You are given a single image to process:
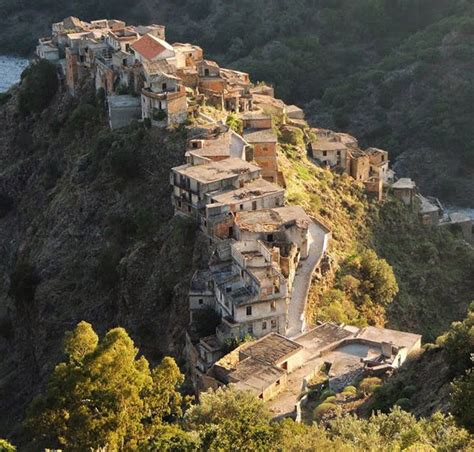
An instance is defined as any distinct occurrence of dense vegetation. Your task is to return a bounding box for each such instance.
[277,133,474,340]
[369,304,474,430]
[1,0,473,203]
[20,322,474,450]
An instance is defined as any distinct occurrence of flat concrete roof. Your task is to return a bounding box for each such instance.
[243,128,278,144]
[210,178,284,205]
[173,158,261,184]
[235,206,310,233]
[356,326,421,350]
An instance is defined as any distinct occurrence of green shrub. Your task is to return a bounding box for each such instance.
[0,439,15,451]
[401,385,417,399]
[394,398,412,411]
[280,126,305,148]
[358,377,382,395]
[70,103,101,131]
[18,60,58,116]
[320,389,336,401]
[314,402,338,420]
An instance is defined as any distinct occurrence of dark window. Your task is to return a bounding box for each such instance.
[262,321,267,330]
[187,206,191,213]
[204,68,210,76]
[226,287,232,293]
[252,201,257,210]
[192,141,199,149]
[240,204,244,210]
[162,82,167,91]
[337,150,341,156]
[246,306,252,316]
[228,226,234,237]
[323,151,327,157]
[271,319,277,329]
[267,234,274,242]
[198,299,203,305]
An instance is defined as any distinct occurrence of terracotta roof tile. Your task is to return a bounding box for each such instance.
[131,34,173,61]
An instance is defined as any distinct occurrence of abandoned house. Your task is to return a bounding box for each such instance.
[243,128,279,183]
[170,157,263,217]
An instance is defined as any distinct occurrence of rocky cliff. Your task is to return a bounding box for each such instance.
[0,86,207,436]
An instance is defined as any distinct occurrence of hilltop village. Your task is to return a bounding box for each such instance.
[35,16,472,419]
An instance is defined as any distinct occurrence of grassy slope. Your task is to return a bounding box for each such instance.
[278,139,474,340]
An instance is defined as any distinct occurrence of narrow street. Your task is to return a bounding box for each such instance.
[286,220,329,338]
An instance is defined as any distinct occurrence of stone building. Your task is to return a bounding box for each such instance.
[170,158,263,217]
[186,127,250,165]
[243,128,279,183]
[391,178,417,206]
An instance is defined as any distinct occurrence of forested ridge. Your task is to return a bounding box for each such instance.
[1,0,473,204]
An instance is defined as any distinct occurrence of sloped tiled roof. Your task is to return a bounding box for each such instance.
[131,34,173,60]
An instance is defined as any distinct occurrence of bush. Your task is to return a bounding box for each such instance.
[280,126,305,148]
[0,439,15,451]
[314,402,339,420]
[18,60,58,116]
[69,103,101,131]
[394,398,412,411]
[358,377,382,395]
[401,385,417,399]
[320,389,336,401]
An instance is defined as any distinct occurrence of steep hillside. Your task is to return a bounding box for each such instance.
[0,83,208,436]
[277,138,474,340]
[1,0,473,204]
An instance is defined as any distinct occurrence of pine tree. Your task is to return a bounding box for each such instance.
[26,321,184,451]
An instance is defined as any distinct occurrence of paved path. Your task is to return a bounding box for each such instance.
[286,221,329,338]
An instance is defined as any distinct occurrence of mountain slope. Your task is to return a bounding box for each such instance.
[0,85,206,437]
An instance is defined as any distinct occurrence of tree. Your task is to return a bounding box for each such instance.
[451,362,474,432]
[26,322,184,451]
[184,387,276,451]
[18,60,58,116]
[225,113,243,134]
[329,407,472,451]
[0,439,15,451]
[437,303,474,377]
